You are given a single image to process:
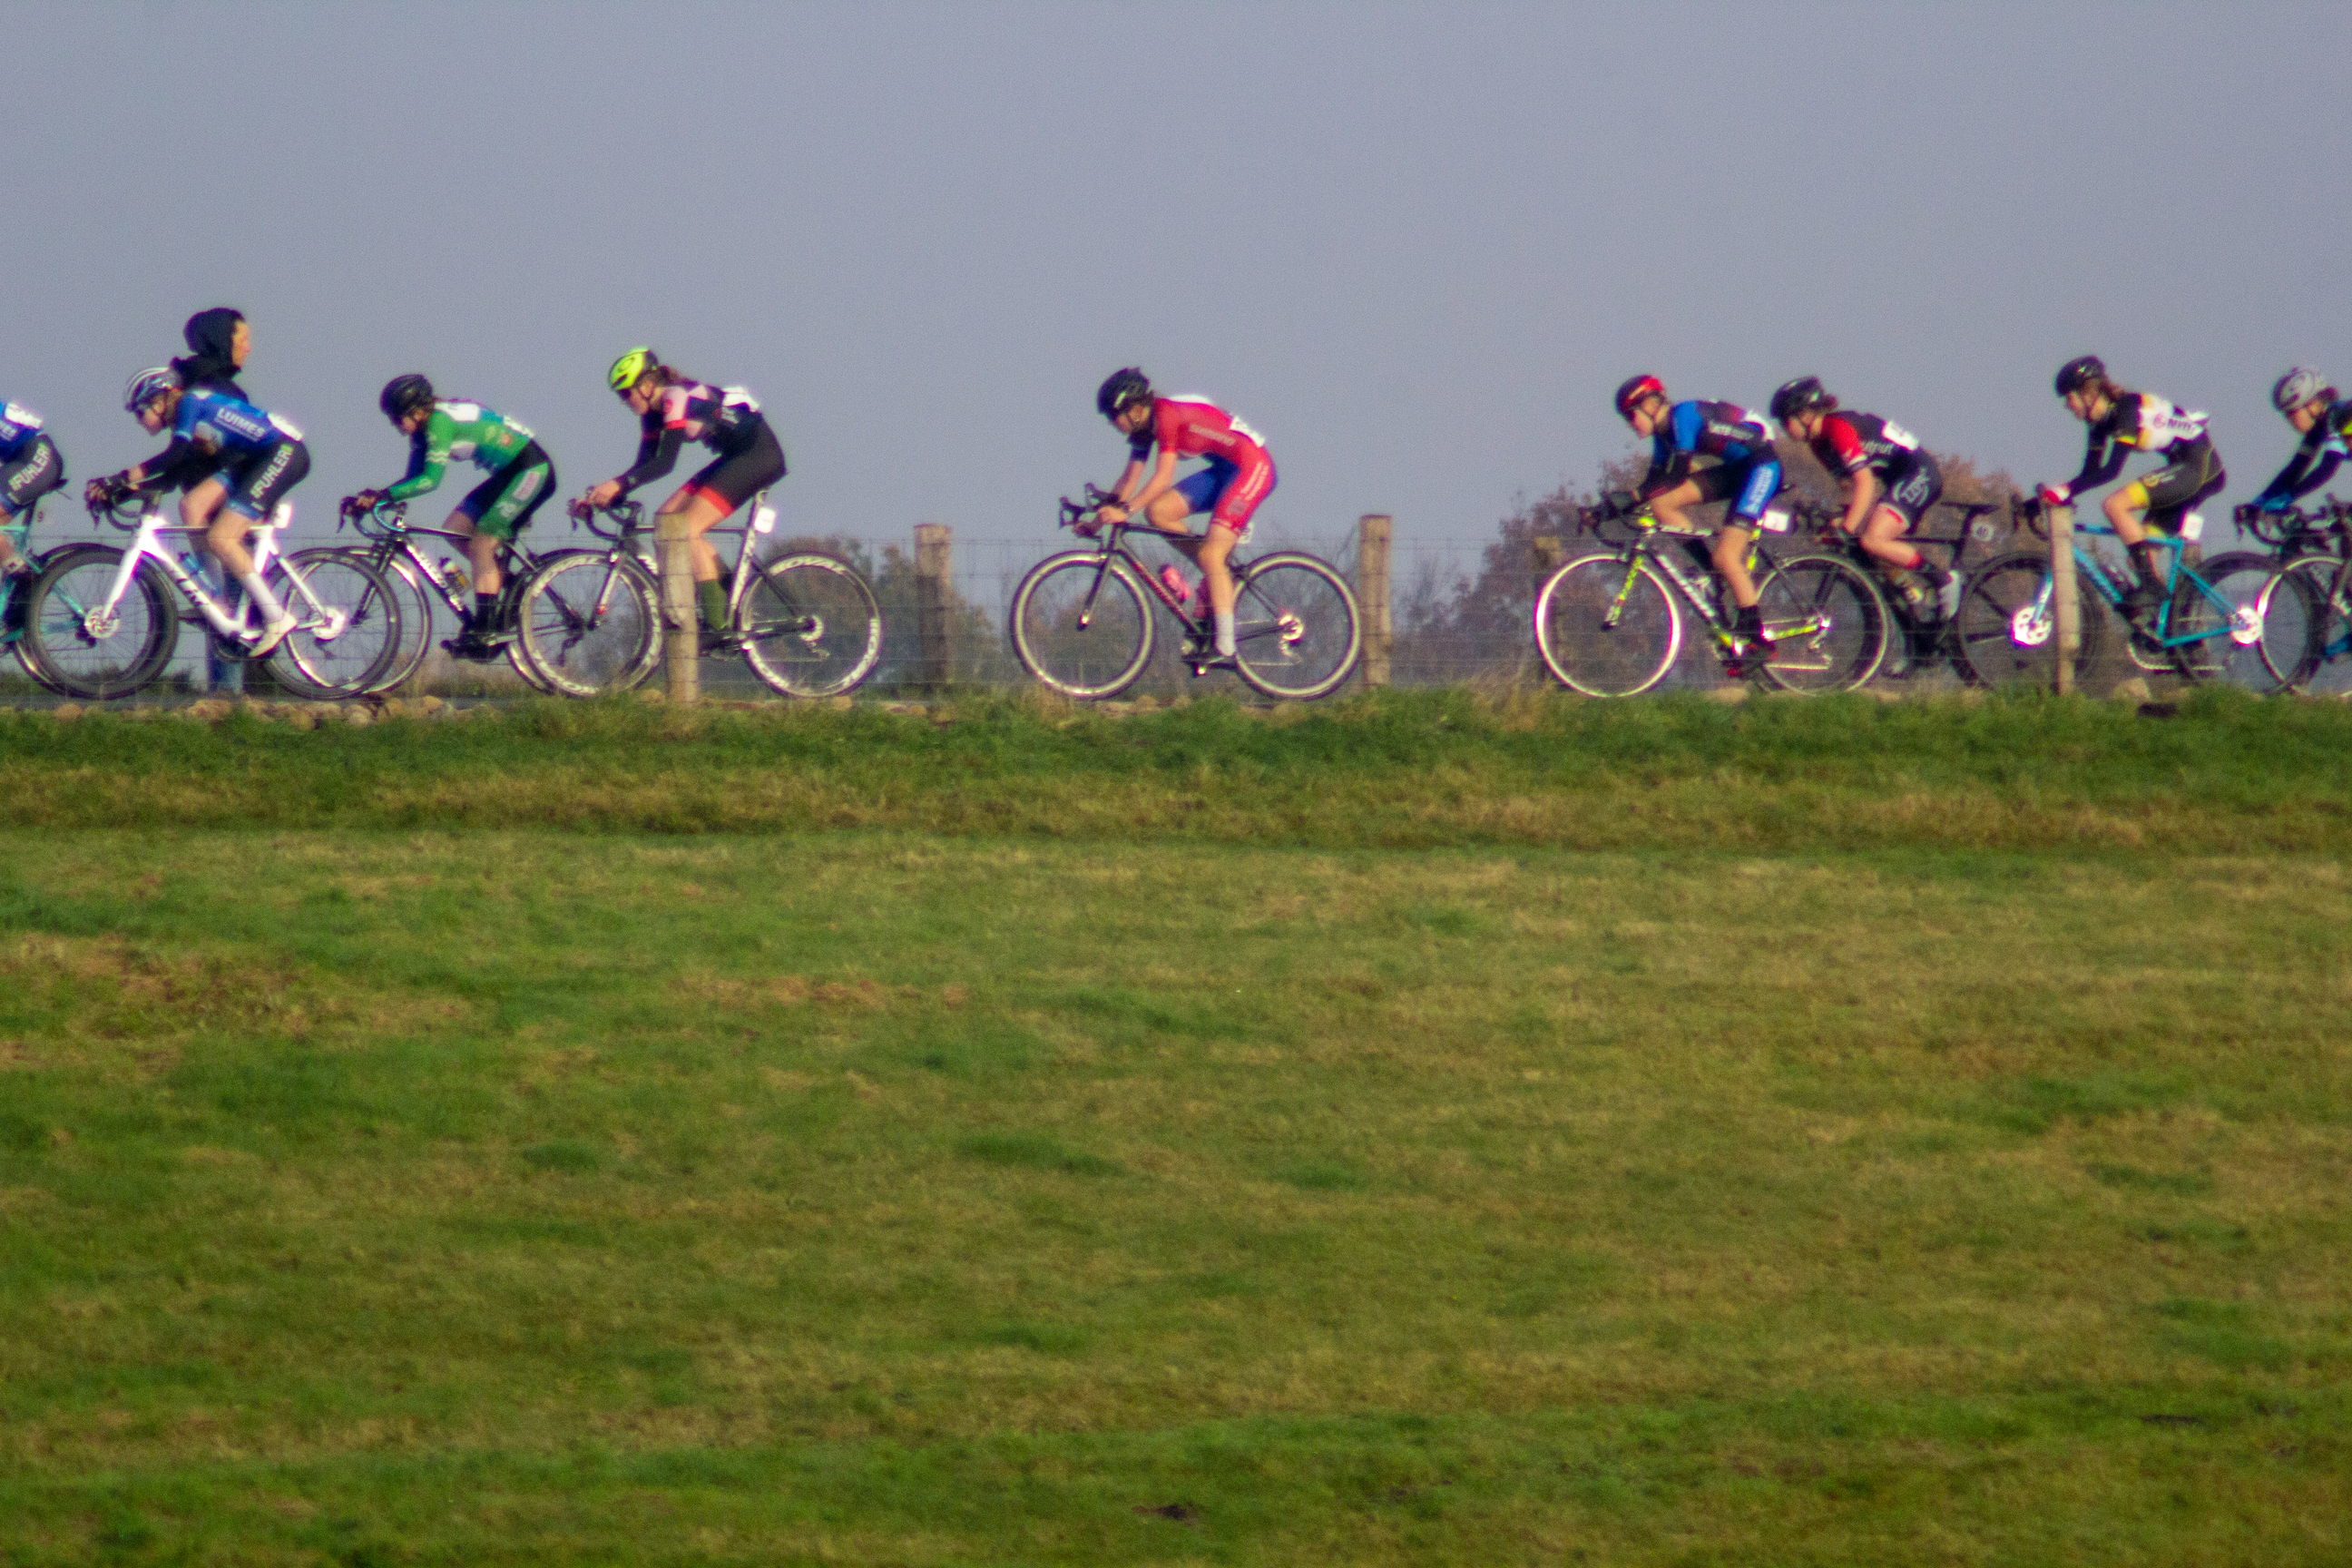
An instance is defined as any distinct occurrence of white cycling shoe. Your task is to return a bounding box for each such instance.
[247,611,300,658]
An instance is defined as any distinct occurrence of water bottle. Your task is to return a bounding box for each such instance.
[1158,564,1197,614]
[438,557,470,596]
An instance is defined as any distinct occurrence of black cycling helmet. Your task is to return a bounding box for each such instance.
[2054,355,2107,397]
[1769,375,1835,423]
[379,373,435,422]
[1097,367,1152,419]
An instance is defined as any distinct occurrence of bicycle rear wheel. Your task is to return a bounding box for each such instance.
[2166,552,2276,686]
[1009,551,1153,700]
[514,552,661,697]
[740,552,884,698]
[1755,554,1889,692]
[23,545,178,701]
[1230,553,1360,700]
[1954,551,2107,688]
[1534,552,1680,696]
[2257,555,2352,694]
[263,550,402,700]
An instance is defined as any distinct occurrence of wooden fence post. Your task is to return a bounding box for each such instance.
[1357,514,1392,688]
[2049,503,2078,695]
[656,510,700,705]
[915,523,953,691]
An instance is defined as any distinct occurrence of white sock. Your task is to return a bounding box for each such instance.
[238,572,289,623]
[1214,608,1235,657]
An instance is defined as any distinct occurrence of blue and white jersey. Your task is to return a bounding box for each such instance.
[0,401,46,461]
[173,387,302,456]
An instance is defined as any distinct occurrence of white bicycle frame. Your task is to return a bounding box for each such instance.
[83,497,349,649]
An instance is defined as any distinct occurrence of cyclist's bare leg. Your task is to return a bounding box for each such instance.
[2103,482,2150,547]
[440,508,502,597]
[657,487,734,583]
[1710,523,1760,611]
[1857,504,1920,571]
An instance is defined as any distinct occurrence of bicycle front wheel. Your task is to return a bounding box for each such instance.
[1008,551,1153,699]
[2167,552,2277,686]
[1230,552,1360,701]
[515,552,661,697]
[1955,551,2106,688]
[1534,552,1680,696]
[352,552,438,694]
[2257,555,2352,695]
[23,545,178,701]
[740,552,884,698]
[262,550,403,700]
[1756,554,1889,693]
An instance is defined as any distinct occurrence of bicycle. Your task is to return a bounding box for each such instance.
[1955,498,2274,688]
[0,504,74,694]
[1533,491,1887,695]
[1008,485,1361,701]
[333,498,575,694]
[2238,495,2352,693]
[1783,495,2008,684]
[532,498,882,699]
[24,494,402,701]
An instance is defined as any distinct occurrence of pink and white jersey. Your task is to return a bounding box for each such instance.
[647,379,762,453]
[1130,396,1270,463]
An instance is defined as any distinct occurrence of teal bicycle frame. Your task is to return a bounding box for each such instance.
[2021,514,2256,657]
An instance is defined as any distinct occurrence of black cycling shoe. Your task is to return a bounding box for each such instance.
[442,632,500,662]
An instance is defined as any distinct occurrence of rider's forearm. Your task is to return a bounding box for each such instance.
[122,436,197,490]
[1109,459,1147,505]
[1121,456,1178,511]
[615,427,684,493]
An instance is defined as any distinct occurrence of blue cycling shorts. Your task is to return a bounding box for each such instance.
[1172,457,1239,516]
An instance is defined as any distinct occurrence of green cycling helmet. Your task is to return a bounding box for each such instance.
[608,347,657,393]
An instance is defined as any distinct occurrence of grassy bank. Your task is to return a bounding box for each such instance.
[3,684,2350,851]
[2,833,2347,1562]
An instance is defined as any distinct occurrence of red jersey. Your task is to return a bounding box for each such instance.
[1807,410,1926,483]
[1129,396,1269,464]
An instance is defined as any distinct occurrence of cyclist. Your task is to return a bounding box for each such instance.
[2247,367,2352,519]
[1090,367,1276,664]
[1612,374,1782,666]
[0,397,66,586]
[573,348,785,646]
[2039,356,2225,616]
[1770,376,1958,621]
[348,375,556,658]
[84,368,309,656]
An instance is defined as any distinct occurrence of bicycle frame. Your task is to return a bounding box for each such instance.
[1052,494,1290,664]
[2018,513,2251,652]
[1581,511,1785,646]
[71,498,333,646]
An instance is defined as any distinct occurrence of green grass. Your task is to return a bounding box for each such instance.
[4,683,2352,849]
[1,825,2347,1563]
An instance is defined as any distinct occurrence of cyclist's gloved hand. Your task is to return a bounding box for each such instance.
[2036,483,2070,507]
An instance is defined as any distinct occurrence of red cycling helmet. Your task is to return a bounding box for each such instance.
[1614,374,1665,420]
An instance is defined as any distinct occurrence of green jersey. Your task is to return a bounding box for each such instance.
[386,401,536,502]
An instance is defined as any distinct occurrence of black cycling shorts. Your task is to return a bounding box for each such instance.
[2138,438,2226,534]
[680,419,786,514]
[1,435,65,517]
[221,439,309,522]
[1877,452,1944,530]
[459,442,556,541]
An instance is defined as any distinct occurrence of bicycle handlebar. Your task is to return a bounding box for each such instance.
[338,497,410,538]
[86,494,149,532]
[2234,495,2349,547]
[571,497,645,541]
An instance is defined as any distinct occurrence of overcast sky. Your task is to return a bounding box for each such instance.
[8,2,2347,556]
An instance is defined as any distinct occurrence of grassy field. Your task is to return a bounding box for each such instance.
[3,684,2352,850]
[2,694,2347,1563]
